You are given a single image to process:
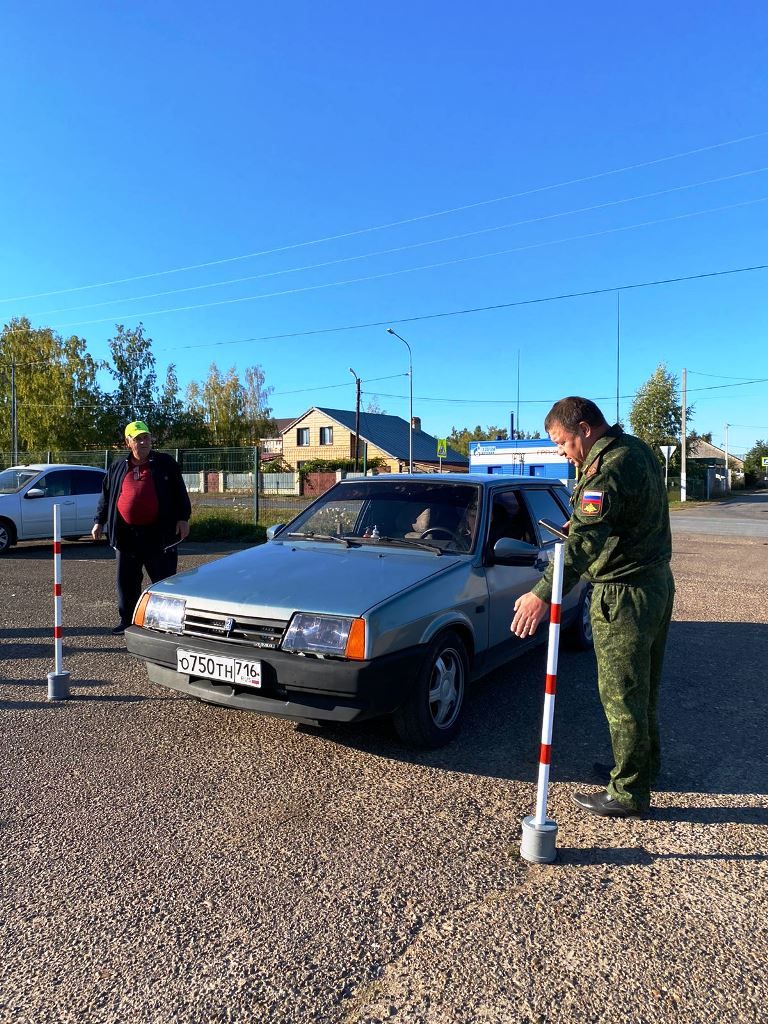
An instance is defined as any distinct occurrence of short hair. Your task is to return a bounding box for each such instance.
[544,397,608,433]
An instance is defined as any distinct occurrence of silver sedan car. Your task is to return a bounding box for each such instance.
[126,475,592,748]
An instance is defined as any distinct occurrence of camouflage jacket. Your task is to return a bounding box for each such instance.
[532,425,672,603]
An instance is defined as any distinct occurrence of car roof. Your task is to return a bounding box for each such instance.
[336,473,567,489]
[6,463,106,473]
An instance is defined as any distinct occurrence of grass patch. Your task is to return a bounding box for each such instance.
[668,499,711,510]
[188,503,294,543]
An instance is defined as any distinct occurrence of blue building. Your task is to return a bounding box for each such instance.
[469,438,574,480]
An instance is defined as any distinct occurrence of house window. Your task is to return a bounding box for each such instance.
[319,426,333,446]
[297,428,310,446]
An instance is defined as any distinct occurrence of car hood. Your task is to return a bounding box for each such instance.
[152,540,468,618]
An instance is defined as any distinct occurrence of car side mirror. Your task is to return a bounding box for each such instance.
[266,524,286,540]
[491,537,540,566]
[24,488,45,499]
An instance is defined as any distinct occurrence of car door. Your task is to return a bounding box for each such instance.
[20,469,78,538]
[483,487,545,670]
[71,470,105,533]
[519,486,580,616]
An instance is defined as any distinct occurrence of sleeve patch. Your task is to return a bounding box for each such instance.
[580,489,604,516]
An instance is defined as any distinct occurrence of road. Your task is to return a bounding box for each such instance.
[1,519,766,1023]
[671,490,768,538]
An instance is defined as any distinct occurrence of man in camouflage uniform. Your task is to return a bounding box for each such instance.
[511,396,674,817]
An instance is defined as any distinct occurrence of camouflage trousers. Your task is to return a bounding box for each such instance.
[590,568,675,810]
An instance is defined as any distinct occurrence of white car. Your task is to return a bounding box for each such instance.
[0,464,106,554]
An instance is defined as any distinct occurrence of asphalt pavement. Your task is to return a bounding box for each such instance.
[670,490,768,538]
[1,512,766,1023]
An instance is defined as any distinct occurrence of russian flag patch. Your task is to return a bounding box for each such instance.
[581,489,604,516]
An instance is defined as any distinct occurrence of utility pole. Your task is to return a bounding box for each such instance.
[349,368,361,472]
[680,368,687,502]
[616,292,621,423]
[516,349,520,440]
[11,358,18,465]
[724,423,730,492]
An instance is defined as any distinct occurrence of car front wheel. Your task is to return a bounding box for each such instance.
[393,629,468,748]
[564,586,593,650]
[0,519,15,555]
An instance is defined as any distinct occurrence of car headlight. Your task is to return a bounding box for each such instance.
[138,594,186,633]
[282,613,365,658]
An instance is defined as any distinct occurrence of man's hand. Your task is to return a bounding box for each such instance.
[511,592,549,638]
[91,523,103,541]
[176,520,190,541]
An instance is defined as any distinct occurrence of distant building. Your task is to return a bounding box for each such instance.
[261,418,296,457]
[688,438,745,489]
[469,438,572,480]
[280,407,468,473]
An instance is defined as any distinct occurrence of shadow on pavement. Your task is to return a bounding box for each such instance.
[2,541,117,560]
[2,541,247,561]
[321,620,768,799]
[2,694,149,709]
[559,845,768,866]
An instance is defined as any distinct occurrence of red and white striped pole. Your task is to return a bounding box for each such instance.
[520,541,565,863]
[47,504,70,701]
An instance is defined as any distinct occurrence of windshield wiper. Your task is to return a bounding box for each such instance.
[285,532,357,548]
[374,536,443,555]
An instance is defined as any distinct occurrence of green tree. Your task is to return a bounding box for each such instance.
[743,439,768,486]
[102,323,159,440]
[446,424,539,457]
[101,323,194,445]
[200,364,247,446]
[0,317,104,453]
[186,362,278,445]
[628,363,694,467]
[243,365,277,440]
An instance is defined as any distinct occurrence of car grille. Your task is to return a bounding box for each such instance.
[183,607,288,649]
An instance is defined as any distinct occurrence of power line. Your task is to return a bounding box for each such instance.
[8,375,766,414]
[147,259,768,353]
[687,369,758,379]
[31,165,768,318]
[6,260,768,366]
[371,376,768,407]
[49,195,768,329]
[4,129,767,304]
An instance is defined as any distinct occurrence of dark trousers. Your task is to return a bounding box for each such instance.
[590,568,675,810]
[115,527,178,626]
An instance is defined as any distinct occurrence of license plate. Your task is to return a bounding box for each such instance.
[177,649,262,688]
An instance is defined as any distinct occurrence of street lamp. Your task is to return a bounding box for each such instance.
[386,328,413,474]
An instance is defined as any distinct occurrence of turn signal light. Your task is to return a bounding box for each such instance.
[133,592,151,627]
[344,618,366,660]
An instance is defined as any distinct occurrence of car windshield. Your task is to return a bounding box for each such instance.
[285,479,481,553]
[0,468,40,494]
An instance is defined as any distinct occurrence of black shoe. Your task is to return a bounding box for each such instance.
[571,790,642,818]
[111,624,127,635]
[592,761,614,782]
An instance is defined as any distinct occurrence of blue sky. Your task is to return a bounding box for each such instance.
[2,2,767,456]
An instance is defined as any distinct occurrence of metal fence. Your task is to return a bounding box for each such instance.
[0,446,384,526]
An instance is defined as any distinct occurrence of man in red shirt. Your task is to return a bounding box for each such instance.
[92,421,191,634]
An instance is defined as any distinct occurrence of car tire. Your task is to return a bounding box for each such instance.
[563,586,593,650]
[393,629,468,748]
[0,518,15,555]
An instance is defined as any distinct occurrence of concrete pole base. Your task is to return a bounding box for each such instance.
[520,815,558,864]
[47,670,70,701]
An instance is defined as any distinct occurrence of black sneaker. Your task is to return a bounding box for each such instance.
[111,624,127,635]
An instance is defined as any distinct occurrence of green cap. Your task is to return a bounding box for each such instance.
[125,420,150,439]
